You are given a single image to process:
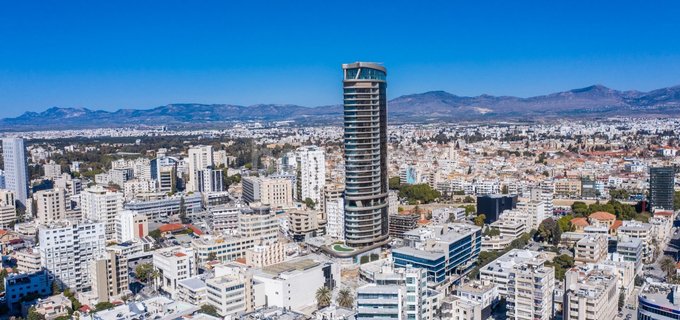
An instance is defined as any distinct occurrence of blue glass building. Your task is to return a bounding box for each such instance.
[392,223,481,287]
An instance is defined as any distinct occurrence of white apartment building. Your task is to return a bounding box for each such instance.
[43,162,62,180]
[618,221,654,263]
[116,210,149,243]
[153,246,197,298]
[480,249,547,298]
[245,242,286,268]
[574,234,608,264]
[34,188,67,225]
[516,198,545,229]
[356,284,402,320]
[38,220,106,291]
[187,145,214,192]
[238,205,278,245]
[192,235,257,263]
[563,265,619,320]
[506,257,555,320]
[206,268,256,317]
[81,186,124,240]
[295,146,326,204]
[241,176,294,208]
[123,179,158,200]
[16,248,42,273]
[208,204,242,233]
[177,277,207,306]
[325,197,345,239]
[54,173,83,197]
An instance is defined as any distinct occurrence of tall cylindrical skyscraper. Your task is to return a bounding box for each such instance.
[342,62,389,247]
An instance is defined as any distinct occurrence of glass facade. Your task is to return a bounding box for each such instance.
[393,229,481,285]
[342,62,389,247]
[638,297,680,320]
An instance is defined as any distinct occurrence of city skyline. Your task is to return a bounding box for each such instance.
[2,1,680,118]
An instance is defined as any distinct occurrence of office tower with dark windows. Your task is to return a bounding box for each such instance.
[342,62,389,247]
[2,138,29,208]
[650,167,674,211]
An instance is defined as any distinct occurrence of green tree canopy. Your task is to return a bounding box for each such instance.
[399,184,441,204]
[474,214,486,227]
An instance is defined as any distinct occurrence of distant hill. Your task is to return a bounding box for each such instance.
[3,84,680,130]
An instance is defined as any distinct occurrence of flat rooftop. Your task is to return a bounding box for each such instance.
[262,259,320,276]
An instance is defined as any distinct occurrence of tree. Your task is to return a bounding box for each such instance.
[537,218,557,243]
[51,280,62,294]
[551,222,562,246]
[178,196,187,223]
[557,215,574,232]
[618,286,625,311]
[483,228,500,237]
[148,229,162,240]
[501,185,509,194]
[95,302,114,311]
[27,307,46,320]
[474,214,486,227]
[199,304,220,317]
[207,252,218,261]
[571,201,589,217]
[388,176,401,190]
[304,197,316,210]
[315,286,332,308]
[64,289,81,313]
[463,196,475,203]
[399,184,441,204]
[135,263,155,283]
[660,256,677,279]
[550,254,575,280]
[0,269,7,292]
[463,205,476,216]
[337,288,354,308]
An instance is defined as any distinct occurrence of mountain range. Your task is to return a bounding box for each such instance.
[2,84,680,131]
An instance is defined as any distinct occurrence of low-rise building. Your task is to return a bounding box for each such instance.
[153,246,197,298]
[253,257,339,313]
[574,234,608,264]
[4,269,51,315]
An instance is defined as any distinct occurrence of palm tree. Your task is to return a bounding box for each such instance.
[315,286,332,308]
[660,256,677,279]
[337,288,354,308]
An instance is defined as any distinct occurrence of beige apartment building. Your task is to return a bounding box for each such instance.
[574,234,608,264]
[245,242,286,268]
[34,188,66,224]
[554,179,581,197]
[563,266,619,320]
[506,257,555,320]
[90,250,129,303]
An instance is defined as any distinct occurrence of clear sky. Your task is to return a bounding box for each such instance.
[1,0,680,118]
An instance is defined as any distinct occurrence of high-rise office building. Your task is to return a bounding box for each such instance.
[476,194,517,224]
[342,62,389,247]
[2,138,29,207]
[650,167,674,211]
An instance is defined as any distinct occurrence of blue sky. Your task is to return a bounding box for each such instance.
[1,0,680,118]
